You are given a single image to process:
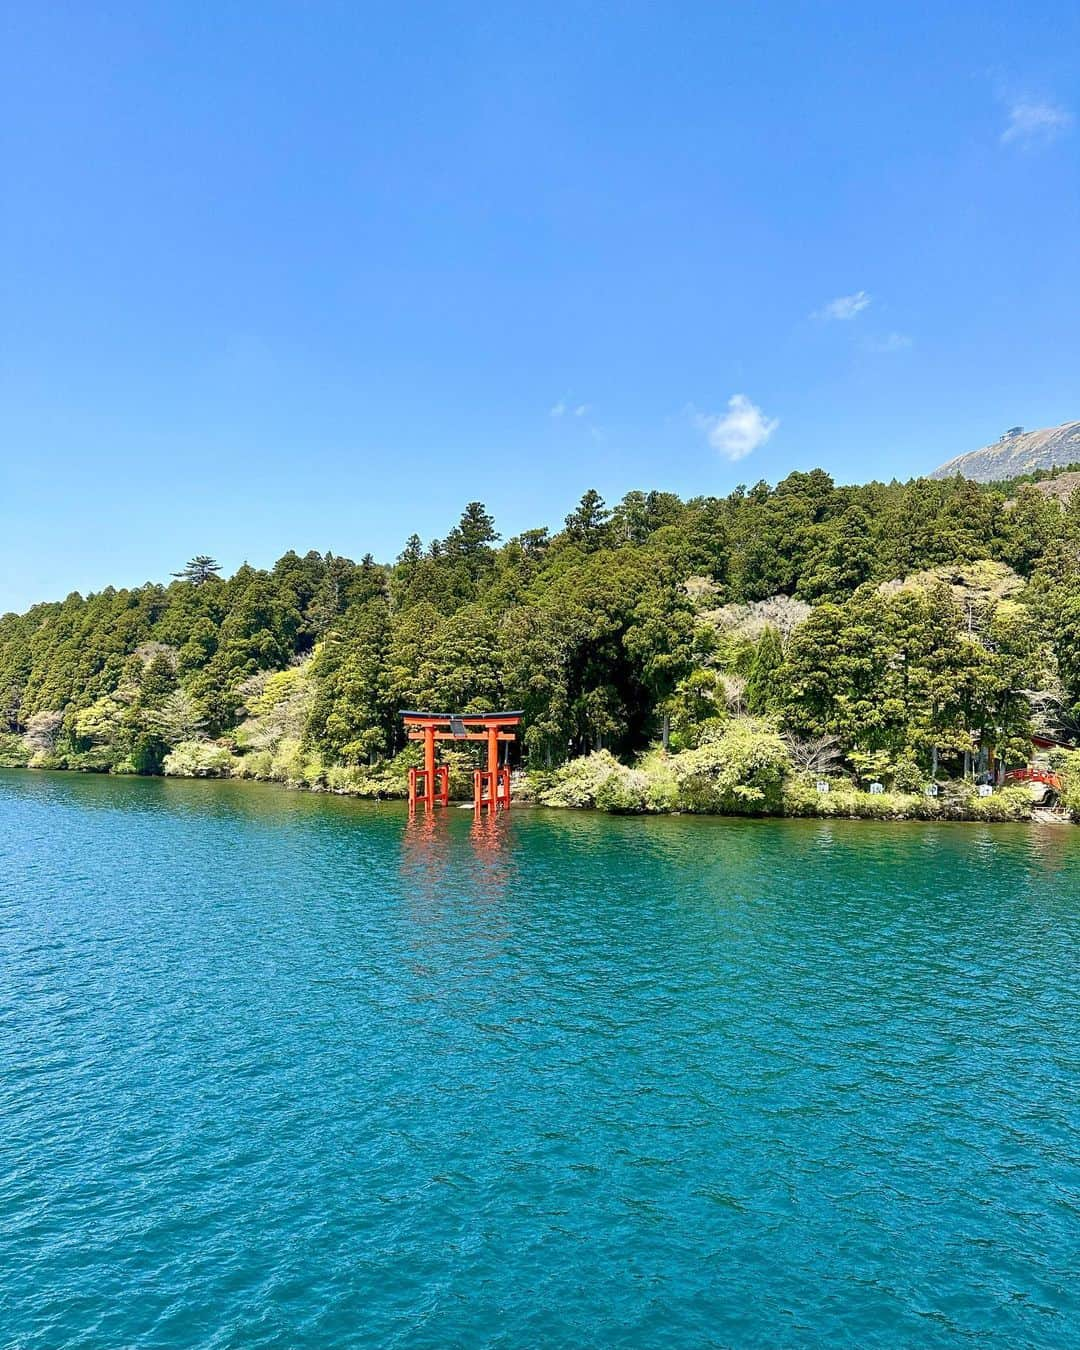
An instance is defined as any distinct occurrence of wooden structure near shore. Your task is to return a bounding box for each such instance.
[400,711,522,814]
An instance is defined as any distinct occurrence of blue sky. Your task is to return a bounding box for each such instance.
[1,2,1077,612]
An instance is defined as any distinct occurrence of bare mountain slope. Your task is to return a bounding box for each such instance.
[1025,470,1080,504]
[930,421,1080,483]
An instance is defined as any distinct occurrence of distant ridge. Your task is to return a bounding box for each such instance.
[930,421,1080,483]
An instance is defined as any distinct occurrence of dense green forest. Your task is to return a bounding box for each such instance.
[4,468,1080,816]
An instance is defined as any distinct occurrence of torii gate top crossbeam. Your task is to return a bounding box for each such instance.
[400,711,523,729]
[400,711,522,812]
[400,711,522,743]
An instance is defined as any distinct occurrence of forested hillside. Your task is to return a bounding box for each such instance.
[4,470,1080,810]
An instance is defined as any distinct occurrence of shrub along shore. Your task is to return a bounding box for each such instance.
[521,736,1047,822]
[4,714,1071,823]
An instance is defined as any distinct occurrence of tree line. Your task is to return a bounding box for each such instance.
[3,467,1080,792]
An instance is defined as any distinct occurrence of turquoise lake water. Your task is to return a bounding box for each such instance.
[1,769,1079,1348]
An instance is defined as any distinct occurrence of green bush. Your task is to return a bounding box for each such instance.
[65,746,121,773]
[162,740,235,778]
[515,769,546,803]
[234,750,274,780]
[536,751,646,810]
[965,785,1032,822]
[439,747,479,801]
[269,737,307,786]
[637,749,680,812]
[324,764,366,793]
[932,781,1031,821]
[357,748,416,798]
[0,732,27,767]
[27,750,67,771]
[319,752,414,799]
[594,765,649,813]
[782,777,928,819]
[891,752,924,795]
[848,748,893,788]
[670,717,790,814]
[536,721,792,816]
[1057,750,1080,819]
[781,776,1031,822]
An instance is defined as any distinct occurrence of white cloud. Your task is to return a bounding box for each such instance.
[1001,98,1073,145]
[550,400,590,419]
[813,290,871,321]
[695,394,779,462]
[864,331,913,353]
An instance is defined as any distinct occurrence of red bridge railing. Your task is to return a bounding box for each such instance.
[1005,767,1062,791]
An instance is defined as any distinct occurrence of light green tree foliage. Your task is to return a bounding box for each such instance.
[848,747,894,787]
[890,751,925,793]
[162,740,234,777]
[1056,750,1080,819]
[235,664,313,749]
[667,668,727,749]
[536,750,650,813]
[536,718,791,815]
[669,717,791,813]
[145,689,205,744]
[72,691,132,743]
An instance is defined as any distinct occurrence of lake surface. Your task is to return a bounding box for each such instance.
[1,769,1079,1348]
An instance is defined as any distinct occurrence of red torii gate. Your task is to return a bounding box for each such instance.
[400,711,522,813]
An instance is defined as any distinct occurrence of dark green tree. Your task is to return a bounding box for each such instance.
[564,490,609,550]
[745,626,785,715]
[172,556,222,586]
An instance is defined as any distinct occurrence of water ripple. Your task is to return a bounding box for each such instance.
[1,770,1079,1347]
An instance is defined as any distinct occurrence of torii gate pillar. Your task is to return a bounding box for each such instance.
[475,721,511,814]
[424,723,436,802]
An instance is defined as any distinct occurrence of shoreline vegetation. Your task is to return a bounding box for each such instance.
[5,467,1080,824]
[0,741,1059,824]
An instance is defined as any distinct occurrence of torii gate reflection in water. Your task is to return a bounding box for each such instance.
[400,711,522,814]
